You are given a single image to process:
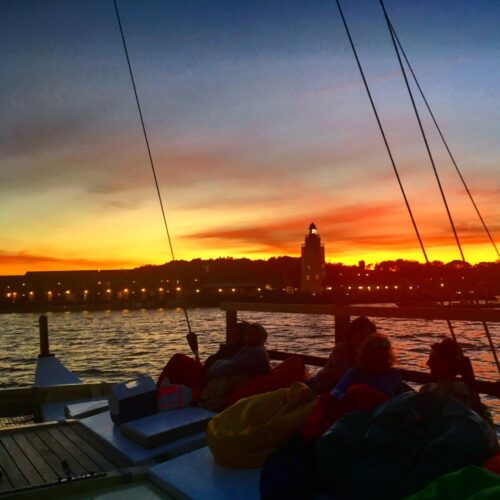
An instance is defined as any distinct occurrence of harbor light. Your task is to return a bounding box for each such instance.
[218,288,223,293]
[141,288,146,292]
[232,288,236,292]
[6,292,11,298]
[65,290,71,295]
[196,289,200,293]
[106,289,111,294]
[158,287,164,292]
[176,287,181,292]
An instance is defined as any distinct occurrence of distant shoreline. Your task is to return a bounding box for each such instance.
[1,297,498,315]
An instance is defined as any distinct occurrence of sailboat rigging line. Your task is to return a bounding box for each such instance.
[378,0,466,263]
[335,1,462,343]
[112,0,194,340]
[387,19,499,259]
[379,0,500,375]
[334,0,428,264]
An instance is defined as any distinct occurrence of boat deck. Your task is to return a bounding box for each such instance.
[0,420,130,497]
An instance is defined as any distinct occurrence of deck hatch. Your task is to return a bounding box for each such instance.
[0,421,129,495]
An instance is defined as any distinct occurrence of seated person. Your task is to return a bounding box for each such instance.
[207,323,271,379]
[156,321,248,389]
[420,338,493,425]
[204,321,247,369]
[306,316,376,393]
[331,333,407,401]
[300,333,407,442]
[199,323,271,410]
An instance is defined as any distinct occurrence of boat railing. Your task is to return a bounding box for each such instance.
[220,302,500,396]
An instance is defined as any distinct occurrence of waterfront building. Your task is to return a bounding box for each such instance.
[300,223,326,293]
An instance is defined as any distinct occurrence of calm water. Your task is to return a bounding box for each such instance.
[1,306,498,417]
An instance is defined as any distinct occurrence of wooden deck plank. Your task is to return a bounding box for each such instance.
[28,430,70,480]
[70,422,130,467]
[12,432,59,484]
[46,426,102,473]
[0,442,17,491]
[36,428,87,476]
[59,425,114,471]
[0,435,44,487]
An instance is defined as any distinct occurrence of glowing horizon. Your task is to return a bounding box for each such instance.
[1,1,499,276]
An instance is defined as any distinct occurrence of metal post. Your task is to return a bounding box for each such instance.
[226,310,238,344]
[334,314,351,344]
[38,315,52,357]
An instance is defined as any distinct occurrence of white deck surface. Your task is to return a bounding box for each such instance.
[34,356,81,386]
[121,407,215,448]
[80,411,206,465]
[65,398,109,418]
[149,447,261,500]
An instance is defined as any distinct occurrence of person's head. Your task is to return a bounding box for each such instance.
[227,321,249,346]
[349,316,377,348]
[427,338,466,382]
[243,323,268,347]
[356,333,395,375]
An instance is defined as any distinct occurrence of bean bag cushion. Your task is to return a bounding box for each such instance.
[315,391,498,499]
[301,384,388,442]
[405,465,500,500]
[207,382,317,468]
[157,353,205,390]
[222,356,308,409]
[482,451,500,475]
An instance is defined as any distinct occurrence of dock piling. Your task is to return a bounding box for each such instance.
[38,315,53,357]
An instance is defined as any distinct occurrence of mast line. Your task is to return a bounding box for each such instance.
[387,19,499,259]
[112,0,194,339]
[380,0,500,374]
[379,0,466,263]
[334,0,429,264]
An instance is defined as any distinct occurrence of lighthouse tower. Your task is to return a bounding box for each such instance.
[301,223,326,293]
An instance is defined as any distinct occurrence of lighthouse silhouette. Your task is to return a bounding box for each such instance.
[300,223,326,293]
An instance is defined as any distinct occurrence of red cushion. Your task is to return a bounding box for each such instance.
[300,384,389,442]
[157,353,205,389]
[483,451,500,474]
[222,356,308,409]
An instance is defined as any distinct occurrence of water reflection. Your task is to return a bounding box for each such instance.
[0,308,498,418]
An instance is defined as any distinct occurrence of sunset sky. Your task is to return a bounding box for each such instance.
[1,0,499,275]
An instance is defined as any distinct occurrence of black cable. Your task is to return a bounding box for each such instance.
[387,19,499,259]
[380,0,499,375]
[112,0,194,341]
[335,0,429,264]
[379,0,466,263]
[335,0,460,343]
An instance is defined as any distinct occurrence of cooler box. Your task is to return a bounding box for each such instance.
[109,376,157,424]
